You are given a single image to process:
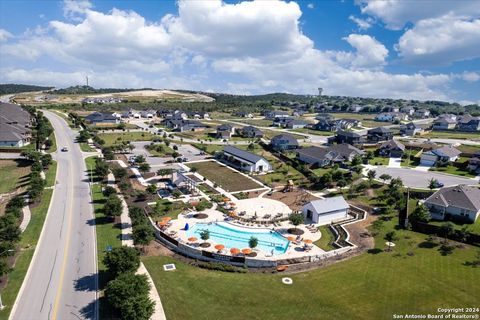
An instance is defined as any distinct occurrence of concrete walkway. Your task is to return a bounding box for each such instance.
[108,173,166,320]
[19,203,31,233]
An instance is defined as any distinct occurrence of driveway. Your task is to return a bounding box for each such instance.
[370,166,477,189]
[387,157,402,168]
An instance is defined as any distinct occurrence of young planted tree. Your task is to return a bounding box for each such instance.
[289,213,305,231]
[104,194,123,218]
[132,224,154,251]
[112,167,128,179]
[138,163,151,174]
[439,222,455,244]
[409,204,431,223]
[367,170,376,184]
[200,230,210,243]
[384,231,398,251]
[379,174,391,184]
[428,178,439,190]
[248,236,258,249]
[146,184,157,194]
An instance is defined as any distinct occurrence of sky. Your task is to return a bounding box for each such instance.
[0,0,479,104]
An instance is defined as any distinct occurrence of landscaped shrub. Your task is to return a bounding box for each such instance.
[196,262,248,273]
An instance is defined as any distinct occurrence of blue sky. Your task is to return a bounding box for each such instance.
[0,0,479,104]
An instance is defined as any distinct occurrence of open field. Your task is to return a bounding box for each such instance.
[0,159,31,194]
[186,161,262,192]
[422,131,480,140]
[143,217,480,320]
[97,131,157,147]
[13,89,214,105]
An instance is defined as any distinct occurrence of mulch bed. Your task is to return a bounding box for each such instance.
[287,228,304,235]
[199,242,211,248]
[193,213,208,219]
[247,252,257,257]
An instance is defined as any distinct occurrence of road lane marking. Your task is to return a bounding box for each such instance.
[51,156,75,320]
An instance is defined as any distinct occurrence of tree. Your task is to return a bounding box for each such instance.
[379,174,391,183]
[138,163,151,174]
[249,236,258,249]
[367,170,376,183]
[200,230,210,243]
[105,273,155,320]
[371,220,384,236]
[384,231,398,251]
[157,168,174,177]
[189,166,198,173]
[132,224,154,249]
[289,213,304,230]
[77,130,91,143]
[135,155,146,164]
[112,167,127,179]
[104,194,123,218]
[409,204,431,223]
[103,246,140,276]
[351,155,362,166]
[146,184,157,194]
[429,178,439,190]
[103,186,117,197]
[40,154,52,169]
[439,222,455,244]
[247,143,255,151]
[94,158,109,179]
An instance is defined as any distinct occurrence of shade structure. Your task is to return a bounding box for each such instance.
[230,248,240,255]
[184,223,189,231]
[223,198,230,202]
[287,236,296,241]
[242,248,252,255]
[188,237,197,242]
[159,220,168,226]
[229,202,236,206]
[214,244,225,250]
[303,239,313,244]
[161,216,172,221]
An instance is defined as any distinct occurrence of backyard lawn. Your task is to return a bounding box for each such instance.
[0,159,31,194]
[368,156,389,166]
[422,131,480,140]
[97,131,157,147]
[429,157,476,178]
[186,161,263,192]
[143,218,480,320]
[292,128,334,136]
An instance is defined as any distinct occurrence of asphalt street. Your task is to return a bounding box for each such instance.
[10,110,97,320]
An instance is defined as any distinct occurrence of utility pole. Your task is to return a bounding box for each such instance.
[86,76,89,87]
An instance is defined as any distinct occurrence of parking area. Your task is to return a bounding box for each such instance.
[371,166,477,189]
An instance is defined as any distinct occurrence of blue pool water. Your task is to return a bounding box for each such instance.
[186,222,289,255]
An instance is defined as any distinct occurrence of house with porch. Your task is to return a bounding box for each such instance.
[270,134,299,151]
[216,124,235,140]
[296,144,364,167]
[302,196,350,225]
[423,185,480,223]
[221,145,271,173]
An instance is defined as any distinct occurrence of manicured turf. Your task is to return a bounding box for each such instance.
[429,157,476,178]
[368,156,389,166]
[0,177,56,319]
[44,161,57,187]
[292,128,334,136]
[97,131,156,147]
[429,218,480,236]
[186,161,262,192]
[0,159,31,194]
[143,219,480,320]
[149,199,187,219]
[47,131,57,153]
[79,142,94,152]
[422,131,480,140]
[314,225,336,251]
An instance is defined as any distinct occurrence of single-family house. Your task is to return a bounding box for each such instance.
[296,144,364,167]
[302,196,350,225]
[216,124,235,140]
[432,115,457,130]
[378,140,405,157]
[423,185,480,223]
[274,118,308,129]
[314,118,360,132]
[457,115,480,132]
[187,111,210,119]
[420,145,461,166]
[367,127,393,142]
[0,103,32,147]
[375,112,409,122]
[270,134,299,151]
[222,145,272,173]
[329,130,366,145]
[467,155,480,174]
[235,111,253,118]
[414,109,431,118]
[140,110,155,118]
[238,126,263,139]
[264,110,290,120]
[84,112,119,124]
[292,109,306,117]
[401,106,415,116]
[400,122,425,136]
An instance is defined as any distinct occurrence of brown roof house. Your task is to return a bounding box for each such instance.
[423,185,480,223]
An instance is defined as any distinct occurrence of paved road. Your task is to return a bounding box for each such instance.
[370,165,478,189]
[10,111,97,320]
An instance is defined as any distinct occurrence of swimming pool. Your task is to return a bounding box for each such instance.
[186,222,289,255]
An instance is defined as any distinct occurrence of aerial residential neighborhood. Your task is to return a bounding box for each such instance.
[0,1,479,320]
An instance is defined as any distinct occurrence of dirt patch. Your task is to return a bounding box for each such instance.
[265,187,319,211]
[343,214,376,250]
[193,213,208,219]
[114,154,128,163]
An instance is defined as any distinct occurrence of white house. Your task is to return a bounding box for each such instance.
[222,145,272,173]
[302,196,350,225]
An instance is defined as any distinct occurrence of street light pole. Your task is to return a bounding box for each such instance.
[0,249,14,310]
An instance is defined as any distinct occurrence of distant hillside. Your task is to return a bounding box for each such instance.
[0,84,54,95]
[51,85,153,95]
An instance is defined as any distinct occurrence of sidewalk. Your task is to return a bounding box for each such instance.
[108,173,166,320]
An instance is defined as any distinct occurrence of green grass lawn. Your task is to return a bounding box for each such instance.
[423,131,480,140]
[149,199,187,220]
[368,156,389,166]
[429,218,480,236]
[191,143,224,155]
[314,225,336,251]
[79,142,94,152]
[143,216,480,320]
[146,144,176,157]
[46,131,57,153]
[234,119,274,127]
[292,128,334,136]
[0,159,31,194]
[97,131,156,147]
[44,161,57,187]
[429,157,476,178]
[186,161,262,192]
[0,163,57,319]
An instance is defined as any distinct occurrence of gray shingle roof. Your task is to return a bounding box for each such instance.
[380,140,405,151]
[223,145,267,164]
[433,145,461,158]
[308,196,349,214]
[271,134,298,145]
[425,185,480,212]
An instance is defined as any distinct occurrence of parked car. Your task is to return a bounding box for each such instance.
[61,146,68,152]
